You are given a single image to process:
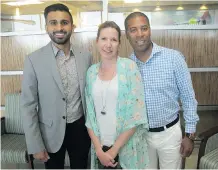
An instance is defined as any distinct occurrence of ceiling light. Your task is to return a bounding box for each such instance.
[124,0,142,3]
[16,7,20,16]
[177,6,184,10]
[200,5,208,10]
[3,1,44,6]
[133,8,140,12]
[155,6,162,11]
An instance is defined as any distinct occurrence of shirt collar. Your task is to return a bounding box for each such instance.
[151,42,162,56]
[51,42,73,57]
[131,42,162,63]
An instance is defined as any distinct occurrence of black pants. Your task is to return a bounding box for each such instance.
[45,116,91,169]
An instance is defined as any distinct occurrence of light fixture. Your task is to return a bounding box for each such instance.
[155,6,162,11]
[200,5,208,10]
[154,0,162,11]
[133,8,140,12]
[16,7,20,16]
[124,0,142,3]
[3,1,44,6]
[177,6,184,10]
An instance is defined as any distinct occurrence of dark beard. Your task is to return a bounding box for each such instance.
[48,31,72,45]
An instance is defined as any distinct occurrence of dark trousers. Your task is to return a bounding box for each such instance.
[45,116,91,169]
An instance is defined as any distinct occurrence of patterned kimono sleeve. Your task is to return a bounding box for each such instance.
[122,61,149,132]
[84,66,100,169]
[85,68,96,131]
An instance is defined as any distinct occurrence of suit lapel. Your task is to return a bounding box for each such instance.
[46,42,65,96]
[72,47,85,84]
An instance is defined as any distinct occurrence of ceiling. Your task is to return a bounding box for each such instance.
[108,1,218,12]
[1,1,102,15]
[109,1,218,6]
[1,1,218,15]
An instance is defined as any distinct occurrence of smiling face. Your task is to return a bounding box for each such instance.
[126,16,152,53]
[96,27,120,60]
[45,11,73,45]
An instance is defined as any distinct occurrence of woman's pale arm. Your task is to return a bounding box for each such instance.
[87,128,116,166]
[87,128,102,154]
[107,127,136,158]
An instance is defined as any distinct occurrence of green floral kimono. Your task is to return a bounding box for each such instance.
[85,57,149,169]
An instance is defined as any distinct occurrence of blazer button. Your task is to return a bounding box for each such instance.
[62,98,65,101]
[62,116,66,119]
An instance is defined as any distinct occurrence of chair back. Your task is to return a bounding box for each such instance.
[5,93,24,134]
[205,133,218,154]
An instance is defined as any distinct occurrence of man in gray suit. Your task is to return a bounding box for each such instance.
[21,3,91,169]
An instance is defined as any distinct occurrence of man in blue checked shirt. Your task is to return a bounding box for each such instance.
[124,12,199,169]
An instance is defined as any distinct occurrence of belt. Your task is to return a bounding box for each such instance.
[149,116,179,132]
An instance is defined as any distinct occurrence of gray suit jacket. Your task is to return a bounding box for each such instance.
[21,42,92,154]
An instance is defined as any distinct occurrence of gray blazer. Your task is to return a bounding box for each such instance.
[21,42,92,154]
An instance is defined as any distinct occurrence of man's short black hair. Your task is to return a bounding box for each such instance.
[44,3,73,23]
[124,12,150,33]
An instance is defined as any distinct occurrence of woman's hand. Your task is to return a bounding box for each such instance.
[106,146,119,160]
[96,149,117,167]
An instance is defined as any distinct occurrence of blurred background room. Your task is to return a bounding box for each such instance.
[1,0,218,169]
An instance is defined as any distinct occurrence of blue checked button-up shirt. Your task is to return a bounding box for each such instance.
[130,43,199,133]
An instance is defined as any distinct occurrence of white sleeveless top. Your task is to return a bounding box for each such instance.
[92,75,118,146]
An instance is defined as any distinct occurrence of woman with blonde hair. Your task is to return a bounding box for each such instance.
[85,21,149,169]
